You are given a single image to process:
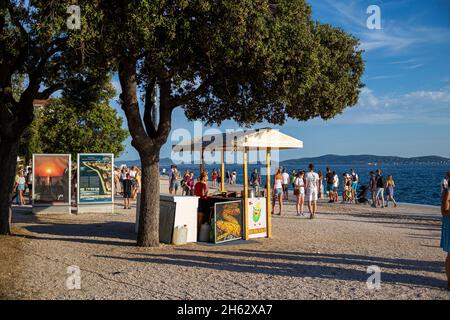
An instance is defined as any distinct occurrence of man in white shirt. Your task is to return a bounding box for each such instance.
[281,169,290,201]
[305,163,319,218]
[332,171,339,202]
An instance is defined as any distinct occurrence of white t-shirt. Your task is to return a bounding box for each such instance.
[305,172,319,190]
[16,176,26,185]
[333,174,339,188]
[282,172,290,185]
[294,177,305,193]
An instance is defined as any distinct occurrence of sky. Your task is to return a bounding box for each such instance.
[113,0,450,162]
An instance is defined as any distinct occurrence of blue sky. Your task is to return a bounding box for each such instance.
[114,0,450,161]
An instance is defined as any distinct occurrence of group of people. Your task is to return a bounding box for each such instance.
[272,164,321,218]
[114,166,141,209]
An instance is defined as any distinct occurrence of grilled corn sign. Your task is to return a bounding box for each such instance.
[247,198,267,239]
[214,201,243,243]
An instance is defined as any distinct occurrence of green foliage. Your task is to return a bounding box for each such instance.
[100,0,364,127]
[24,99,128,160]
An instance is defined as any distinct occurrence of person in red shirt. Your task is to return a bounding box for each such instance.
[195,172,209,199]
[195,172,210,233]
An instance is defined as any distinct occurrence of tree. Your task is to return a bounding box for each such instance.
[0,1,108,234]
[29,98,128,160]
[97,0,365,247]
[18,77,128,160]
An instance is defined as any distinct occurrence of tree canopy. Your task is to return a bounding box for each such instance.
[95,0,365,246]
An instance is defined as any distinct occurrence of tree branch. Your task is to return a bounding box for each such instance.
[169,79,211,108]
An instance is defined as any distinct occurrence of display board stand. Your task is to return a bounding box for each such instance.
[32,204,72,215]
[77,203,114,214]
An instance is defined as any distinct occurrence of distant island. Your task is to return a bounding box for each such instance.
[281,154,450,166]
[117,154,450,168]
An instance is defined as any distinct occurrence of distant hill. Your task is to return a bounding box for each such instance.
[115,157,173,167]
[281,154,450,165]
[116,155,450,167]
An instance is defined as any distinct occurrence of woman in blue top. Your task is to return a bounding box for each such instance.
[441,187,450,291]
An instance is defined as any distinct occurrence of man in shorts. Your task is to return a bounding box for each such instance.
[325,167,333,202]
[375,169,385,208]
[122,173,133,209]
[305,163,319,219]
[169,165,181,195]
[281,168,290,201]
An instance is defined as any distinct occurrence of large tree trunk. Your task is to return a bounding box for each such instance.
[0,137,19,235]
[137,154,161,247]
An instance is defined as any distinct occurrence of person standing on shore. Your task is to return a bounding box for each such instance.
[291,169,297,190]
[441,172,450,196]
[169,165,181,195]
[211,169,218,188]
[231,170,237,184]
[294,171,305,216]
[226,170,231,184]
[305,163,319,219]
[350,169,359,204]
[369,171,377,207]
[122,173,132,209]
[272,168,284,216]
[332,171,339,203]
[318,171,324,199]
[385,175,397,207]
[375,169,385,208]
[325,168,333,202]
[440,185,450,291]
[250,168,261,196]
[282,168,290,201]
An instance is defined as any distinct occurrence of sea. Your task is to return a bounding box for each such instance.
[162,163,448,207]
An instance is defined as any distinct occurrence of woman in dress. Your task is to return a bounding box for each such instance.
[441,186,450,290]
[294,171,305,216]
[385,175,397,207]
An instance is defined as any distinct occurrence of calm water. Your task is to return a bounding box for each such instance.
[165,163,448,206]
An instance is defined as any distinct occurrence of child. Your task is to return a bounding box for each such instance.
[122,173,133,209]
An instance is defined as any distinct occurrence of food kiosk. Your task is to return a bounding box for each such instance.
[173,128,303,243]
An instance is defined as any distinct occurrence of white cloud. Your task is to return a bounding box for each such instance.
[330,88,450,125]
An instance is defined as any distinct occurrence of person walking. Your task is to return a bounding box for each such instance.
[375,169,385,208]
[226,170,231,184]
[305,163,319,219]
[440,185,450,291]
[272,168,284,216]
[385,175,397,207]
[325,167,333,202]
[15,171,26,206]
[294,171,305,216]
[281,168,290,201]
